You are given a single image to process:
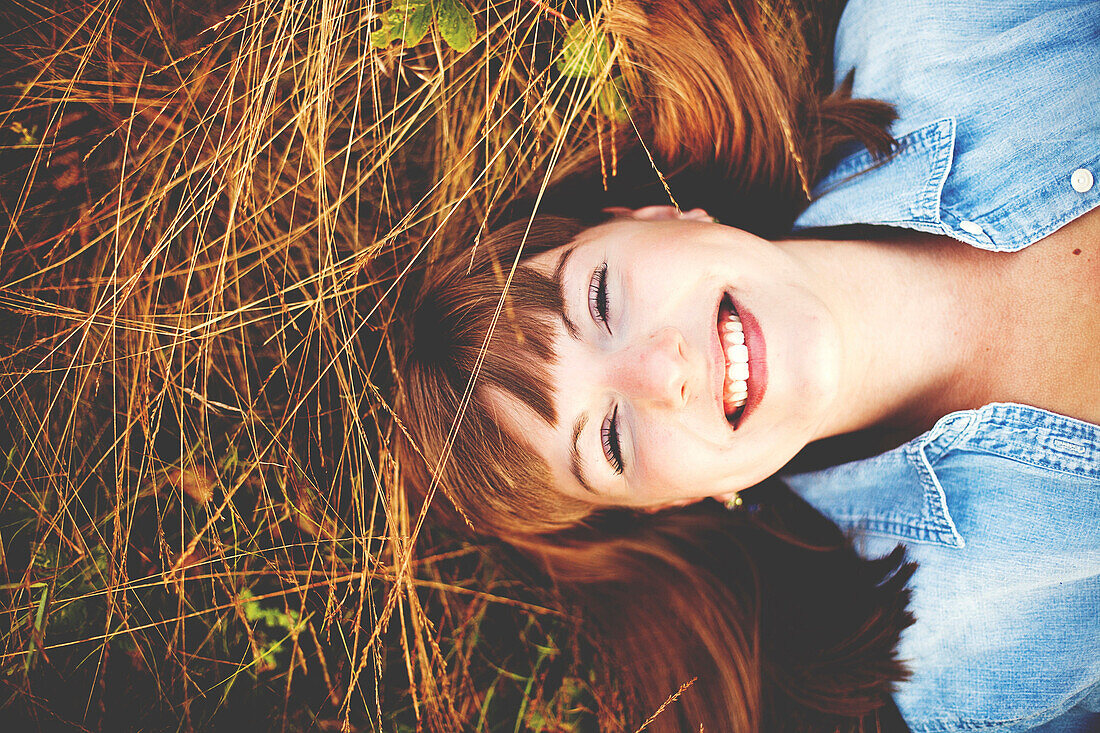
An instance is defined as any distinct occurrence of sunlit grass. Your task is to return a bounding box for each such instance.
[0,0,635,729]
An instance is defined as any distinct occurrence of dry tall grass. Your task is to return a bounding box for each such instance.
[0,0,635,729]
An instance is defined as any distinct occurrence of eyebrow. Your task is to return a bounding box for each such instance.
[553,243,580,339]
[569,412,597,495]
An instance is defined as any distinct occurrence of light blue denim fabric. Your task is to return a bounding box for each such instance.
[786,405,1100,732]
[783,2,1100,729]
[792,0,1100,249]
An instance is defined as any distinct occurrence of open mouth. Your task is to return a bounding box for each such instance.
[718,294,749,425]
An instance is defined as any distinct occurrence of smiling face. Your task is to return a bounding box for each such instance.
[493,212,846,508]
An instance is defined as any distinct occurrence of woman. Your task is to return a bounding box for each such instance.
[399,0,1100,730]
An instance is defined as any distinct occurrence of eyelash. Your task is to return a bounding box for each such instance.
[601,406,624,475]
[589,262,623,474]
[588,263,611,333]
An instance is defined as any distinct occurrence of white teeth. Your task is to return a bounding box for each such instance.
[719,302,751,415]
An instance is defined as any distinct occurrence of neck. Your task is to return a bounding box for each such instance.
[778,229,1009,442]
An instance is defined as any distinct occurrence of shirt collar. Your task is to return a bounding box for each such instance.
[793,117,956,233]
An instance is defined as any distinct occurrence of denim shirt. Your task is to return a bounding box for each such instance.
[792,0,1100,249]
[783,1,1100,730]
[786,406,1100,731]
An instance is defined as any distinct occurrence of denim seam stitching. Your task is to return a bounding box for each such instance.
[920,410,976,464]
[906,439,966,549]
[912,117,955,222]
[809,117,956,201]
[983,402,1100,437]
[835,514,958,538]
[953,445,1100,481]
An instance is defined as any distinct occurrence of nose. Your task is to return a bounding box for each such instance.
[614,327,691,408]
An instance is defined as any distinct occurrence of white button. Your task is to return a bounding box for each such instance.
[1071,168,1094,193]
[960,220,984,236]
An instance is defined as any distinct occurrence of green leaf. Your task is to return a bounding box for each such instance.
[437,0,477,52]
[403,3,433,45]
[598,74,629,122]
[370,8,404,48]
[370,1,433,48]
[556,20,611,78]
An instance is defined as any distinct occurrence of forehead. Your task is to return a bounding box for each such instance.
[484,354,592,502]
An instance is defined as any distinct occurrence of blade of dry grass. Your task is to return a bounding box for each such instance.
[0,0,658,730]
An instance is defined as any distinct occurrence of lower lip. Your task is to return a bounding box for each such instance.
[737,302,767,422]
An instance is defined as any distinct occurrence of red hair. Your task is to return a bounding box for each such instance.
[396,1,912,729]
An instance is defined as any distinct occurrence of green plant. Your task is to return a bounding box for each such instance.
[371,0,479,52]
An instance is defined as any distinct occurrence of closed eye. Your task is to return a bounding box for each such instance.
[601,406,624,474]
[588,263,611,333]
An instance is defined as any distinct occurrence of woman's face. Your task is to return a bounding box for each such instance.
[493,210,845,508]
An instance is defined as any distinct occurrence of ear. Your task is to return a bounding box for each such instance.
[678,207,716,222]
[603,205,715,222]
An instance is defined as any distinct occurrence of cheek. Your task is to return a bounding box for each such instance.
[632,246,707,288]
[635,417,801,498]
[636,421,724,488]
